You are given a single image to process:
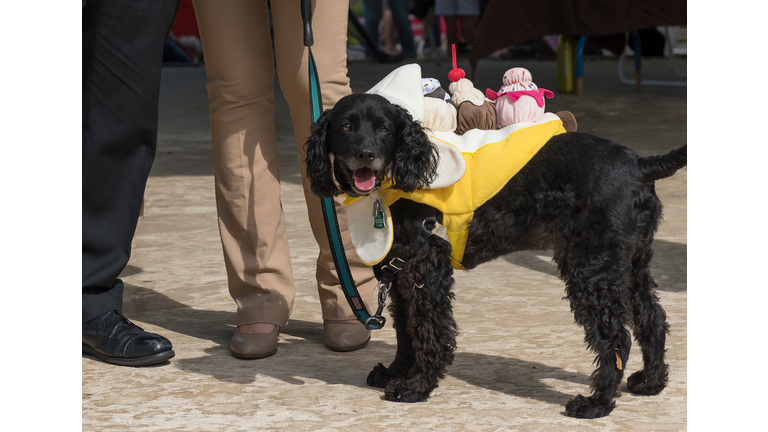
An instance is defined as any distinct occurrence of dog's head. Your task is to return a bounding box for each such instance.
[305,93,439,197]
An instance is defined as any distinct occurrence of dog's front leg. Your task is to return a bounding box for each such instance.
[380,236,459,402]
[367,293,416,388]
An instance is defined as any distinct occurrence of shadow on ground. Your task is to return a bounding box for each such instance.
[503,239,687,292]
[90,283,593,406]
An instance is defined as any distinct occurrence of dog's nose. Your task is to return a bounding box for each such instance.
[356,149,376,162]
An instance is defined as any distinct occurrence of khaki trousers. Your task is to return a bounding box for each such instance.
[193,0,377,327]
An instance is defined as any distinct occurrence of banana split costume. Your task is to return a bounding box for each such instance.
[344,65,566,270]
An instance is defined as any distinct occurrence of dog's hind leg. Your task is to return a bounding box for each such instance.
[378,236,458,402]
[626,243,670,396]
[558,247,633,418]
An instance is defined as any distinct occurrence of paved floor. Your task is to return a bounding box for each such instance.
[82,56,687,431]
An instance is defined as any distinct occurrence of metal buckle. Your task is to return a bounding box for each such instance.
[387,257,404,271]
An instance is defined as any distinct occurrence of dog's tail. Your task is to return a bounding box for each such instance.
[637,145,687,182]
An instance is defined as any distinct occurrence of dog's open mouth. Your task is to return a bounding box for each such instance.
[352,167,377,193]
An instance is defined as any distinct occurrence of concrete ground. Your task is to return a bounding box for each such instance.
[82,55,687,431]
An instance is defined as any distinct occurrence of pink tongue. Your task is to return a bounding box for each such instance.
[353,168,376,191]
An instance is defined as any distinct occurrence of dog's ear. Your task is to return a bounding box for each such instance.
[304,109,339,197]
[389,106,439,192]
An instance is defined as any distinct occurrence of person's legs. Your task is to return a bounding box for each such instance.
[382,9,398,56]
[442,15,459,57]
[456,0,479,46]
[193,0,295,336]
[459,15,477,45]
[388,0,417,58]
[271,0,377,348]
[82,0,178,365]
[83,0,179,320]
[362,0,384,59]
[432,12,442,50]
[434,0,458,57]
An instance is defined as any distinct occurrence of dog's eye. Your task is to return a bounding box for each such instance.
[341,123,352,132]
[377,126,389,134]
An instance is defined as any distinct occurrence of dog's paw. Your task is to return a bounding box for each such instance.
[565,394,615,419]
[367,363,390,388]
[626,370,667,395]
[384,379,431,403]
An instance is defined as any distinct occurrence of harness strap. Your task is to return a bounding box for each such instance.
[373,257,406,285]
[420,216,450,245]
[304,3,384,329]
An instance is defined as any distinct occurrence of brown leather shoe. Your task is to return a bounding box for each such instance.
[324,320,371,352]
[230,326,279,359]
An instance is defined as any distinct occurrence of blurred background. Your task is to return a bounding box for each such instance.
[161,0,686,97]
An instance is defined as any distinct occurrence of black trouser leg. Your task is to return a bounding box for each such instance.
[82,0,179,323]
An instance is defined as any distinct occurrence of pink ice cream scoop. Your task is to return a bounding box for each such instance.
[486,68,553,128]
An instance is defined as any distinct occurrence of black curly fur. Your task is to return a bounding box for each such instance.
[388,108,439,193]
[305,94,686,418]
[305,109,338,197]
[366,202,459,402]
[305,93,438,196]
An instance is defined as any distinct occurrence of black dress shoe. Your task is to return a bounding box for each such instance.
[82,310,174,366]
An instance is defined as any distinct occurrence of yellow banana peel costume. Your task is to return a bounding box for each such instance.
[343,65,566,270]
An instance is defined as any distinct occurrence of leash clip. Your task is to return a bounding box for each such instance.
[365,281,390,329]
[365,256,406,329]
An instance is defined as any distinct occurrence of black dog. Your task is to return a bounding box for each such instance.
[305,93,686,419]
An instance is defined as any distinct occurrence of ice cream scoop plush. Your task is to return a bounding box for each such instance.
[422,77,451,101]
[421,78,457,132]
[486,67,554,128]
[447,45,496,135]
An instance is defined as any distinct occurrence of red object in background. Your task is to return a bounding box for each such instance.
[411,17,423,39]
[171,0,199,38]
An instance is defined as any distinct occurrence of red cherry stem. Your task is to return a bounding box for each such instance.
[452,44,457,70]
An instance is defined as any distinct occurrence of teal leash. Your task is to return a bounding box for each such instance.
[303,1,386,329]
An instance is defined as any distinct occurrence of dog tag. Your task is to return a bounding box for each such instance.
[373,200,385,229]
[369,187,386,229]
